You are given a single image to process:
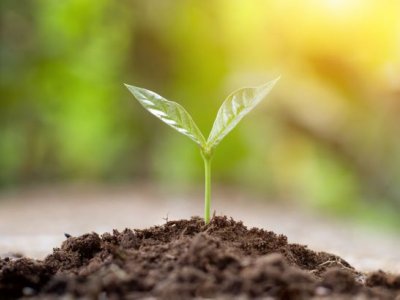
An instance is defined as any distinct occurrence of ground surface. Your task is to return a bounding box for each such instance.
[1,216,400,299]
[0,184,399,274]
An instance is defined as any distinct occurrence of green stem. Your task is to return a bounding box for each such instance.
[201,150,212,224]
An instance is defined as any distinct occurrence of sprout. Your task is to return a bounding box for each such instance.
[125,78,279,223]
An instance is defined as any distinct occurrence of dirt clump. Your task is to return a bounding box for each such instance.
[0,216,399,299]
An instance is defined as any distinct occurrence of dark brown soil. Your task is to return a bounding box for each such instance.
[1,216,399,299]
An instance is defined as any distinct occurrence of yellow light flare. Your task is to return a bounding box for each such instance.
[318,0,365,15]
[217,0,400,77]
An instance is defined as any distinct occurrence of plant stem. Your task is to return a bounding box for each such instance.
[201,151,212,224]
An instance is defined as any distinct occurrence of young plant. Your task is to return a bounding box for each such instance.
[125,78,279,223]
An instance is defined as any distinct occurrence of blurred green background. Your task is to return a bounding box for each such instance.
[1,0,400,229]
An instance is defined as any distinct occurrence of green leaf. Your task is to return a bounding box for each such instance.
[207,78,280,149]
[125,84,206,147]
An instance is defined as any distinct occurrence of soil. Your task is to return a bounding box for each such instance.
[0,216,399,300]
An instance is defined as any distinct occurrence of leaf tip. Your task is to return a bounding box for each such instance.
[124,83,135,89]
[124,84,141,96]
[267,76,281,87]
[255,77,280,96]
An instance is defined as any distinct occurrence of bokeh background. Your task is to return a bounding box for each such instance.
[1,0,400,232]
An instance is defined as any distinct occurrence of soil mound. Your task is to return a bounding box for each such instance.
[1,216,399,299]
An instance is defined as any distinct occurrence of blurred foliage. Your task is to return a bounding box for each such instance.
[1,0,400,229]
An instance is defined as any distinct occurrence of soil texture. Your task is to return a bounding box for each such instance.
[1,216,399,299]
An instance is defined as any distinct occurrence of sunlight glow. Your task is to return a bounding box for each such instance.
[323,0,362,11]
[309,0,368,18]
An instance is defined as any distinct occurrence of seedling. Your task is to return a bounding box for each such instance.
[125,78,279,223]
